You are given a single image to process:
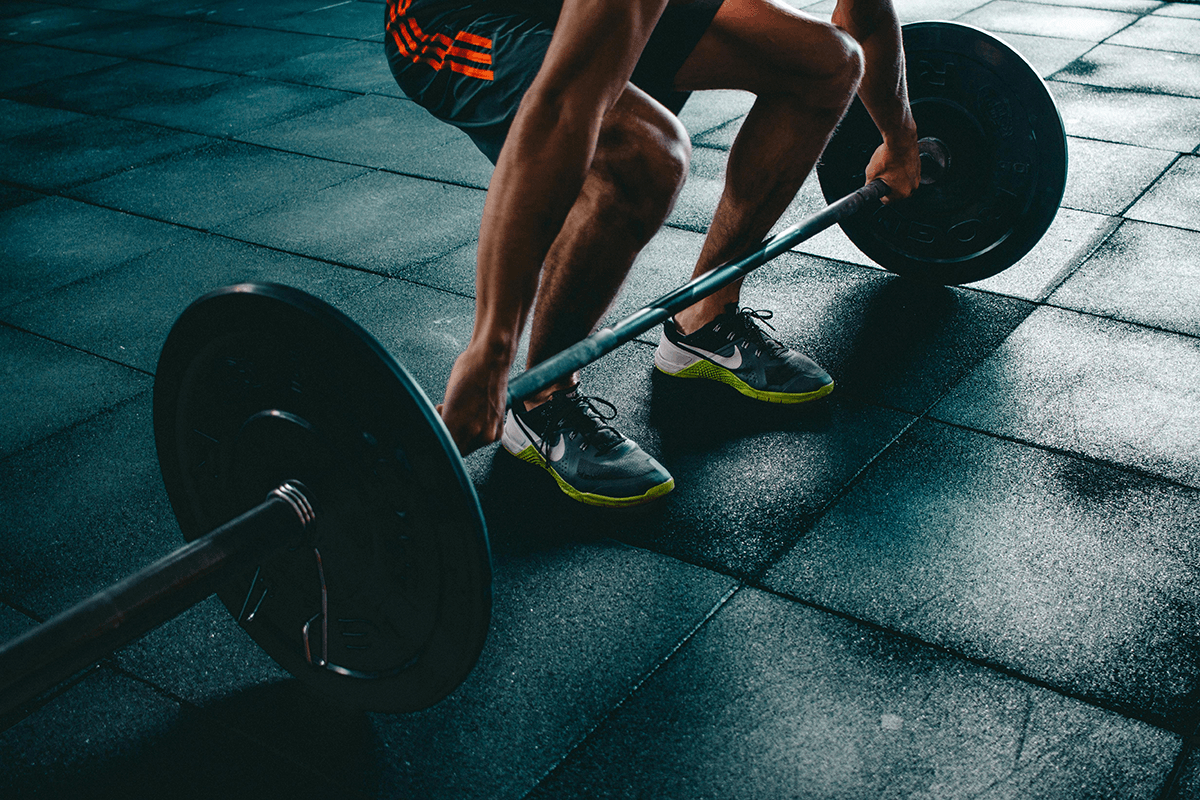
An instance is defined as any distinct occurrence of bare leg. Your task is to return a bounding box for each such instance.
[521,85,690,408]
[669,0,864,333]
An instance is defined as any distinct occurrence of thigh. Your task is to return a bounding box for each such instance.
[673,0,856,95]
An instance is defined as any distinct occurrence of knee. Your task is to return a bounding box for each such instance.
[827,27,865,98]
[773,23,863,110]
[591,107,691,238]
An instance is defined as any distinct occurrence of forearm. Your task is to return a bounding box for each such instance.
[467,0,664,367]
[833,0,915,145]
[471,94,600,365]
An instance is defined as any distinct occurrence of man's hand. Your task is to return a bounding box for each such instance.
[437,341,511,456]
[865,128,920,203]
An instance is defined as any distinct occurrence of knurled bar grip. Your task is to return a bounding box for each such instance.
[0,484,313,718]
[506,178,890,406]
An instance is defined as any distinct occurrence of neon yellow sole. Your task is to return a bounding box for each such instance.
[508,445,675,508]
[657,360,834,404]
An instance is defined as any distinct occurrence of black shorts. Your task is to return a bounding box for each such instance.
[384,0,724,163]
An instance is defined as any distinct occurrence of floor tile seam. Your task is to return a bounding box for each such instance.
[743,580,1190,736]
[1051,77,1200,102]
[2,51,373,115]
[1032,296,1200,343]
[1,183,481,311]
[219,134,491,192]
[0,91,492,196]
[742,412,924,584]
[0,318,155,378]
[98,660,362,795]
[521,582,744,799]
[1065,131,1194,156]
[21,5,380,48]
[922,415,1200,494]
[1112,151,1188,218]
[1046,74,1200,104]
[1157,737,1198,800]
[0,385,152,469]
[7,41,367,95]
[1032,212,1125,302]
[0,662,101,734]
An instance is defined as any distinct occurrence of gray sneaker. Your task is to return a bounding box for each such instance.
[500,388,674,507]
[654,305,833,403]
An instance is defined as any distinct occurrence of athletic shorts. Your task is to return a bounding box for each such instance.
[383,0,724,163]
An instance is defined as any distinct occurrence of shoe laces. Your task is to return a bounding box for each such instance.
[536,389,624,455]
[724,307,787,358]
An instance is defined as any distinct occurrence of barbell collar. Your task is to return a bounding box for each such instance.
[0,482,313,720]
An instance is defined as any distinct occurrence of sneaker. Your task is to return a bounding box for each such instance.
[500,388,674,507]
[654,305,834,403]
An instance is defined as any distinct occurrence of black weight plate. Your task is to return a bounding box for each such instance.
[818,21,1068,284]
[153,284,491,713]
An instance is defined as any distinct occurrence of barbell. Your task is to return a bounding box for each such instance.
[0,21,1066,718]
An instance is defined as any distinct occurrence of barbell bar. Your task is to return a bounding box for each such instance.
[0,20,1067,719]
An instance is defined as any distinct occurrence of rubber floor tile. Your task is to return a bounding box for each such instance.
[993,32,1096,78]
[153,0,332,28]
[0,669,341,799]
[1059,137,1177,215]
[216,170,487,274]
[1050,81,1200,152]
[1019,0,1162,13]
[529,588,1179,800]
[126,541,738,800]
[0,115,206,192]
[1108,14,1200,54]
[250,39,395,94]
[0,393,176,614]
[0,603,36,641]
[311,275,477,397]
[343,544,735,800]
[0,327,151,462]
[959,1,1139,41]
[969,208,1117,302]
[0,231,387,373]
[0,44,122,93]
[0,2,44,19]
[1050,220,1200,338]
[0,184,41,211]
[270,0,383,39]
[676,89,755,139]
[0,6,129,42]
[461,338,913,579]
[70,139,369,229]
[139,24,345,73]
[41,14,220,58]
[116,75,350,138]
[0,196,191,309]
[1157,2,1200,19]
[765,420,1200,729]
[0,99,89,139]
[5,58,228,115]
[1174,747,1200,799]
[932,306,1200,488]
[890,0,990,21]
[113,596,292,708]
[1126,154,1200,232]
[239,93,465,171]
[1054,45,1200,98]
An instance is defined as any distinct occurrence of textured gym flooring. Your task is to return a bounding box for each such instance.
[2,0,1199,797]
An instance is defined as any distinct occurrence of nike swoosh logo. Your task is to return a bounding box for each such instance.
[681,341,742,370]
[517,414,568,463]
